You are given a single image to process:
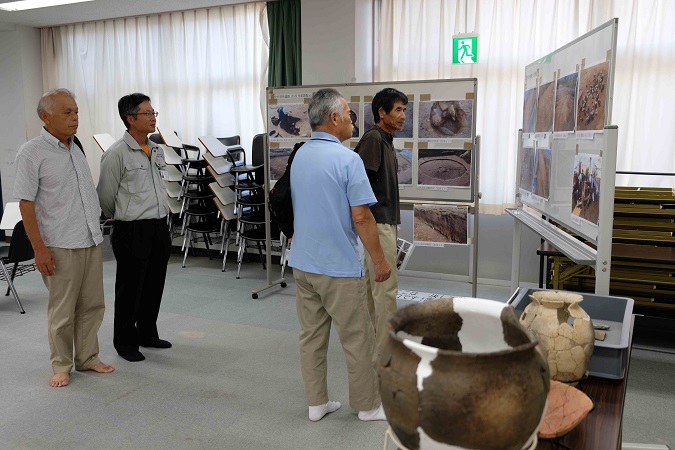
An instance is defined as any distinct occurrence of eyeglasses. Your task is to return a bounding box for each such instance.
[130,111,159,118]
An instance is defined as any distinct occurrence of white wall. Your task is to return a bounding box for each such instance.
[301,0,374,85]
[0,23,43,213]
[300,0,540,285]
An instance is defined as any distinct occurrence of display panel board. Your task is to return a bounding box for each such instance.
[517,19,618,244]
[267,79,477,203]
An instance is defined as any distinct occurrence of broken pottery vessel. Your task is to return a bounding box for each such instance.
[379,297,550,450]
[538,380,594,439]
[519,290,594,384]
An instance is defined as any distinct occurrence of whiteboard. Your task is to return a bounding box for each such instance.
[517,19,618,244]
[267,79,478,203]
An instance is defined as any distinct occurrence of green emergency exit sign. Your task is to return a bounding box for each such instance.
[453,36,478,64]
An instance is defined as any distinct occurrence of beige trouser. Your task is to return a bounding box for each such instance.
[364,223,399,353]
[293,268,380,411]
[42,245,105,373]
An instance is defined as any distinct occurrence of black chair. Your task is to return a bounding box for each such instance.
[149,133,164,144]
[0,221,35,314]
[251,133,266,182]
[217,135,241,147]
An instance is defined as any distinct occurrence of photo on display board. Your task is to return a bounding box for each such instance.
[571,153,602,225]
[396,148,413,185]
[348,102,360,138]
[554,72,579,132]
[362,101,414,138]
[268,104,311,138]
[418,100,473,139]
[269,147,294,181]
[417,149,471,187]
[519,146,535,192]
[522,87,537,133]
[533,148,552,199]
[576,61,609,131]
[535,81,555,133]
[413,204,468,245]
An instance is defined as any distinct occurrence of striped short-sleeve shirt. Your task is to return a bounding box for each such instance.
[14,128,103,249]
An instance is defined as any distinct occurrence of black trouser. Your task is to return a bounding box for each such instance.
[111,218,171,354]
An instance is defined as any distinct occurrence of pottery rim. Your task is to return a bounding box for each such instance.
[387,311,540,359]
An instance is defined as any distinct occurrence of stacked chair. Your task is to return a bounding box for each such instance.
[199,135,270,277]
[150,130,188,239]
[195,135,246,270]
[153,129,218,257]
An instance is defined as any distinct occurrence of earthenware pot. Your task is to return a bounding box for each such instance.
[519,290,594,384]
[378,297,550,450]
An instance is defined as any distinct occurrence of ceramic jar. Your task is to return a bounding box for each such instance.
[519,290,594,384]
[378,297,550,450]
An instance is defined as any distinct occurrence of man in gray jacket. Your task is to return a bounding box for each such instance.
[97,93,171,362]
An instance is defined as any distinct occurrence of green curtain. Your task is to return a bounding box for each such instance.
[267,0,301,87]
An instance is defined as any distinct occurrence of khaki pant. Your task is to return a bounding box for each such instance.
[293,268,380,411]
[364,223,399,353]
[43,245,104,373]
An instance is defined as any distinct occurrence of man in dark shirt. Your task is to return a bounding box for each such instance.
[355,88,408,352]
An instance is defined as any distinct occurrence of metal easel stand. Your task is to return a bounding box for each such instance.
[252,134,286,299]
[509,127,618,296]
[469,135,481,297]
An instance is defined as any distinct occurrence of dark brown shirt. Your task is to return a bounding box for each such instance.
[355,126,400,224]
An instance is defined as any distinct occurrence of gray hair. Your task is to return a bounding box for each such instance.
[308,88,345,129]
[37,88,76,116]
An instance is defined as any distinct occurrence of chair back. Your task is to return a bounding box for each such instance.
[7,221,34,263]
[217,136,241,146]
[149,133,164,144]
[251,133,266,181]
[225,148,246,166]
[251,133,266,167]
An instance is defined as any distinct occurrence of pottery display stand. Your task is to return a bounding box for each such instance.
[383,426,539,450]
[383,427,407,450]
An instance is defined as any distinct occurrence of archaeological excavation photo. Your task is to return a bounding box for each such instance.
[417,149,472,187]
[418,100,473,139]
[413,204,468,245]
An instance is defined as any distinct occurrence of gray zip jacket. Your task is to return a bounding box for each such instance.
[97,131,169,221]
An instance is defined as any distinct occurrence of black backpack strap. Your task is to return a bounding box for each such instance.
[72,135,86,157]
[288,141,303,167]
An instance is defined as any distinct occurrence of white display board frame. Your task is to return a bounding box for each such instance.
[509,19,619,296]
[253,80,482,298]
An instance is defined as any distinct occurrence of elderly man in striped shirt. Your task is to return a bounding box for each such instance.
[14,89,114,388]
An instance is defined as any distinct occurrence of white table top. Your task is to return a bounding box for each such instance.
[93,133,116,152]
[1,202,22,231]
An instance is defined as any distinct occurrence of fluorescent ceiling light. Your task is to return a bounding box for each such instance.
[0,0,94,11]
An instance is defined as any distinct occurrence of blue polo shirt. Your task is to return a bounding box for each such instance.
[288,132,377,277]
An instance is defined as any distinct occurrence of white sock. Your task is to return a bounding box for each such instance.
[358,404,387,421]
[308,400,341,422]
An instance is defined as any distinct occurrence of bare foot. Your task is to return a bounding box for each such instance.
[50,372,70,388]
[89,361,115,373]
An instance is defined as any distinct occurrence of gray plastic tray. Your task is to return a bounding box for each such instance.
[508,288,634,380]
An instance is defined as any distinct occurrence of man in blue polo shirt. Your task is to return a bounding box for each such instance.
[289,88,391,422]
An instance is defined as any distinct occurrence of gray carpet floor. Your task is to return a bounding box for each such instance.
[0,253,673,449]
